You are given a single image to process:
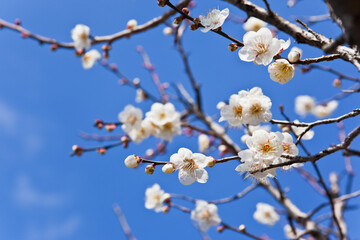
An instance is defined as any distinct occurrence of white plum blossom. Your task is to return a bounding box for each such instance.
[199,8,229,33]
[155,116,181,141]
[295,95,316,117]
[145,184,170,212]
[132,119,155,143]
[220,87,272,127]
[71,24,91,50]
[219,92,248,127]
[313,100,338,118]
[198,134,210,153]
[268,59,295,84]
[241,87,272,125]
[253,202,280,226]
[241,124,271,143]
[288,46,303,63]
[191,200,221,232]
[279,132,302,170]
[118,105,143,140]
[82,49,101,69]
[238,27,290,66]
[146,102,181,141]
[292,120,315,140]
[243,17,267,32]
[236,149,277,183]
[146,102,179,126]
[246,130,284,161]
[170,148,210,185]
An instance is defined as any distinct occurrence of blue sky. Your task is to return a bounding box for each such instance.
[0,0,359,239]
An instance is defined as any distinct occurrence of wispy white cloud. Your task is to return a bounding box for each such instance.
[0,100,18,134]
[26,215,81,240]
[13,175,65,208]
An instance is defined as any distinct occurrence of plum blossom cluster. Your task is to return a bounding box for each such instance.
[236,129,300,183]
[118,102,181,143]
[295,95,338,118]
[219,87,272,126]
[144,184,221,232]
[71,24,101,69]
[238,27,299,84]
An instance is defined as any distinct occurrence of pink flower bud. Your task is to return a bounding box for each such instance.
[145,164,155,174]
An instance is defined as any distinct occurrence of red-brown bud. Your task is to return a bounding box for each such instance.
[333,78,341,88]
[105,123,117,132]
[72,145,84,156]
[190,24,199,31]
[97,148,107,155]
[50,44,58,51]
[94,119,104,129]
[157,0,168,7]
[217,226,225,233]
[15,19,21,26]
[228,43,238,52]
[174,16,184,25]
[182,8,190,15]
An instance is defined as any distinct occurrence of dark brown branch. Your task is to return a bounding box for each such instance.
[294,54,342,65]
[165,1,244,47]
[0,0,191,49]
[224,0,360,70]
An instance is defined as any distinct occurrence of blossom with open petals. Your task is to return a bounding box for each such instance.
[238,27,289,66]
[241,87,272,125]
[279,132,302,170]
[219,92,248,127]
[118,105,143,140]
[313,100,338,118]
[253,202,279,226]
[246,129,284,161]
[145,184,170,212]
[199,8,229,33]
[220,87,272,126]
[191,200,221,232]
[236,149,277,183]
[146,102,181,141]
[170,148,210,185]
[241,124,271,143]
[268,59,295,84]
[71,24,91,50]
[295,95,316,117]
[82,49,101,69]
[243,17,267,32]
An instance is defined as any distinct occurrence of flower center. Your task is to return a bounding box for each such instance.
[264,211,272,218]
[283,144,289,153]
[79,32,88,41]
[233,105,243,117]
[201,210,211,220]
[128,114,137,125]
[159,112,166,120]
[184,159,198,170]
[262,143,271,152]
[256,43,268,54]
[250,103,263,115]
[163,122,173,130]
